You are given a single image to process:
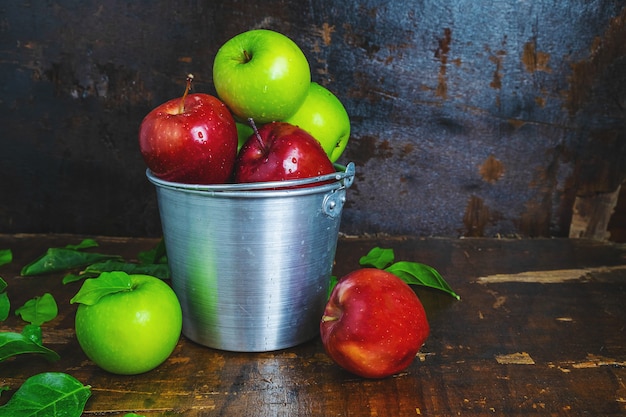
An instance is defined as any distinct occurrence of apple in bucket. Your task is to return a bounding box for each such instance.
[235,121,335,184]
[284,82,351,162]
[213,29,311,124]
[138,75,238,184]
[320,268,430,379]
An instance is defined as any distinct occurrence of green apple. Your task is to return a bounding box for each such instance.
[213,29,311,124]
[74,274,182,375]
[236,121,254,152]
[284,82,350,162]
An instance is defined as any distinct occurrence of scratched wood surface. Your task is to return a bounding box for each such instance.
[1,1,625,238]
[1,234,625,416]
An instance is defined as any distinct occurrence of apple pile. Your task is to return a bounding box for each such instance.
[139,29,351,185]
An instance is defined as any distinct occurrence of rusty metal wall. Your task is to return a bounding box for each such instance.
[1,1,625,237]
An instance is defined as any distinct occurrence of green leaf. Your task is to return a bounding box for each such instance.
[0,326,60,362]
[327,275,338,300]
[62,259,170,285]
[61,273,85,285]
[15,293,58,326]
[138,239,168,265]
[21,324,44,345]
[124,414,146,417]
[0,277,9,322]
[21,247,122,276]
[0,249,12,267]
[0,372,91,416]
[359,247,395,269]
[70,271,133,306]
[0,292,9,322]
[385,261,460,300]
[65,238,99,250]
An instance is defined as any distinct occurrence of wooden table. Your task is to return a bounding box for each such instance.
[1,234,625,416]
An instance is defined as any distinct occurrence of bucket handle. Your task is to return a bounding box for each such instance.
[322,162,354,218]
[337,162,356,188]
[322,188,346,218]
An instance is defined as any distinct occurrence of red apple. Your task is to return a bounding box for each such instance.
[234,121,335,184]
[139,78,238,184]
[320,268,430,379]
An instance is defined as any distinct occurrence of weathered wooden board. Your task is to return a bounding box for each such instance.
[0,1,625,238]
[1,234,625,416]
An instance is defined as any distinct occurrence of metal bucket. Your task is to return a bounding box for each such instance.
[147,163,355,352]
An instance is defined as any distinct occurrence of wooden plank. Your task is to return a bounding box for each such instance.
[1,234,625,416]
[476,264,626,284]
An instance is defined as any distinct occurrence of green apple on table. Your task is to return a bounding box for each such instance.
[72,272,182,375]
[213,29,311,124]
[284,82,351,162]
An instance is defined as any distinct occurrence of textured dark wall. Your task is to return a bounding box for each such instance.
[1,1,625,237]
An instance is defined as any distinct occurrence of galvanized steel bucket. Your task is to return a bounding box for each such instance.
[147,163,355,352]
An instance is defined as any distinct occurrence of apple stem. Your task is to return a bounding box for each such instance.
[178,73,194,114]
[248,117,267,153]
[321,315,338,323]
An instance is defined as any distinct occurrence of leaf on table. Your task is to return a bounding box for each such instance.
[0,249,12,267]
[21,247,122,276]
[385,261,460,300]
[64,238,99,251]
[0,325,60,362]
[70,271,133,306]
[327,275,338,299]
[15,293,58,326]
[0,292,9,322]
[21,324,44,345]
[137,238,168,265]
[0,372,91,417]
[62,259,170,285]
[359,247,395,269]
[0,278,8,321]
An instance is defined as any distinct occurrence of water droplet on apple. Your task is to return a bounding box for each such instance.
[291,157,297,164]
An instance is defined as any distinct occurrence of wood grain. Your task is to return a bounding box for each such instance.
[1,234,625,416]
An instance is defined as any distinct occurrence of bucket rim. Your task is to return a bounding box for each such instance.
[146,162,355,196]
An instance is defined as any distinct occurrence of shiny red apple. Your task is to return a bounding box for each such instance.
[139,78,238,184]
[320,268,430,379]
[234,121,335,184]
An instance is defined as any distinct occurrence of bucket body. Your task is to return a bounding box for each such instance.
[147,163,355,352]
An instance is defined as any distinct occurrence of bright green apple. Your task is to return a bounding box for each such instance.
[236,121,254,152]
[74,274,182,375]
[284,82,351,162]
[213,29,311,124]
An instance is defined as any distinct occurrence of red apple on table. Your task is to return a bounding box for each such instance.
[234,121,335,184]
[139,76,238,184]
[320,268,430,379]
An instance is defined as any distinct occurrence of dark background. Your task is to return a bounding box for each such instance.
[1,1,625,240]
